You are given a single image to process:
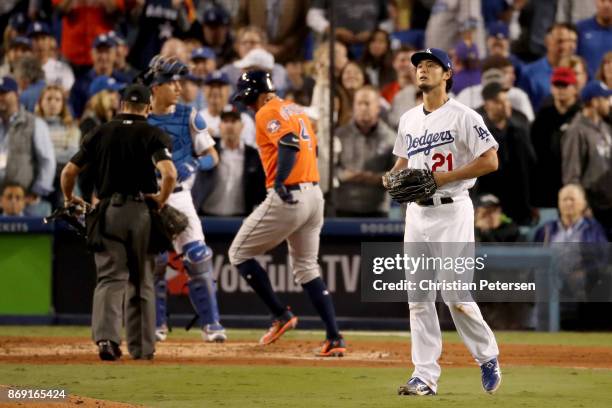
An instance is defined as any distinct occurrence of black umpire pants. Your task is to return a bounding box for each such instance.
[91,198,156,358]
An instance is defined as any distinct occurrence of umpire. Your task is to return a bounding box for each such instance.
[61,84,177,361]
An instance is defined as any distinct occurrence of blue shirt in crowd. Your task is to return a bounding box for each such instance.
[19,79,46,113]
[519,57,553,111]
[576,17,612,78]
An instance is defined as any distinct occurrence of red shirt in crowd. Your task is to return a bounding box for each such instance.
[52,0,125,66]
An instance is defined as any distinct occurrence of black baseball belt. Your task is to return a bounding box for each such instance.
[417,197,454,206]
[286,182,318,191]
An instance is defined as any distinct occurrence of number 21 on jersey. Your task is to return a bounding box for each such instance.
[432,152,453,171]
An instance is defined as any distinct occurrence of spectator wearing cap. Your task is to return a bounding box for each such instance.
[0,36,32,78]
[236,0,308,64]
[108,31,138,83]
[69,34,128,119]
[562,80,612,238]
[27,21,75,93]
[0,76,55,214]
[198,71,256,146]
[2,13,28,52]
[576,0,612,78]
[221,26,288,95]
[128,0,192,71]
[35,84,82,209]
[81,75,125,134]
[475,194,521,242]
[519,23,578,111]
[457,56,534,121]
[452,40,481,94]
[198,4,236,67]
[190,46,217,77]
[424,0,486,59]
[486,21,525,85]
[52,0,124,69]
[77,75,125,203]
[530,67,581,207]
[335,85,396,217]
[14,55,46,113]
[194,104,266,216]
[474,81,536,225]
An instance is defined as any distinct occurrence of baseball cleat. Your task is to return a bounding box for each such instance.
[398,377,436,396]
[481,358,502,394]
[203,323,227,343]
[316,336,346,357]
[97,340,122,361]
[155,324,168,342]
[259,309,298,345]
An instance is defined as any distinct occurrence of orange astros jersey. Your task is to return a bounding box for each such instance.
[255,97,320,188]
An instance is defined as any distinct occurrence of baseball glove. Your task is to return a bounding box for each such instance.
[382,168,438,203]
[158,204,189,239]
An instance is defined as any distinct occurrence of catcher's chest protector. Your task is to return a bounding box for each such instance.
[148,104,193,165]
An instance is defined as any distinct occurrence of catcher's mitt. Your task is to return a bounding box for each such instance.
[157,204,189,239]
[43,203,90,236]
[382,168,437,203]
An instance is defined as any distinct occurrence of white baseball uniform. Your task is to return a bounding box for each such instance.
[393,98,500,393]
[167,109,216,252]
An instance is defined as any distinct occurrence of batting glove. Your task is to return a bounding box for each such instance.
[274,184,298,204]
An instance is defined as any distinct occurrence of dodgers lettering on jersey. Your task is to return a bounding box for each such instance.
[393,98,498,197]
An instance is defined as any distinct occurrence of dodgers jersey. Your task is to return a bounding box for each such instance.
[393,98,498,197]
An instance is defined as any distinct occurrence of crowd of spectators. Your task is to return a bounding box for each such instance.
[0,0,611,244]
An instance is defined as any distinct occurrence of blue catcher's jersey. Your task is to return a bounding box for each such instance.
[148,104,194,166]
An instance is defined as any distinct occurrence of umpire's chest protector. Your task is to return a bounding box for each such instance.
[148,104,193,165]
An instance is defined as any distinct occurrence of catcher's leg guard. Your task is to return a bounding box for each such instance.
[183,241,221,326]
[154,252,169,328]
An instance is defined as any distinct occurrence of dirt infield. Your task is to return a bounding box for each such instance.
[1,336,611,369]
[0,385,143,408]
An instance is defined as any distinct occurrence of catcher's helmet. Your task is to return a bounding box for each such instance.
[233,70,275,106]
[138,55,189,87]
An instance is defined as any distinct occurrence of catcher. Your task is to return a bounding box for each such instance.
[143,55,226,343]
[61,84,177,361]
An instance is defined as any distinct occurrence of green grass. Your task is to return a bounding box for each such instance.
[2,326,612,347]
[0,364,610,408]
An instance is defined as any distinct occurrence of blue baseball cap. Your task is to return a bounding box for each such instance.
[202,6,230,26]
[411,48,453,71]
[26,21,51,37]
[88,76,126,98]
[9,13,28,33]
[204,71,230,86]
[0,76,18,93]
[10,36,32,49]
[92,33,117,49]
[488,21,509,39]
[581,81,612,102]
[107,30,126,46]
[183,72,205,84]
[191,47,216,61]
